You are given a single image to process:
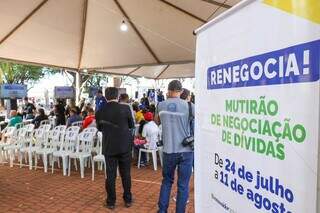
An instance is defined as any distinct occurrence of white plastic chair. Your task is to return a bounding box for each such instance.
[18,124,34,169]
[19,124,51,170]
[35,125,66,172]
[52,126,80,176]
[0,126,16,163]
[68,131,96,178]
[138,146,163,171]
[72,121,83,127]
[91,132,106,181]
[3,127,28,167]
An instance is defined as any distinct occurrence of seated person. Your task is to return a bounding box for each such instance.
[134,112,159,166]
[32,108,48,128]
[66,108,82,127]
[8,110,22,127]
[82,107,96,129]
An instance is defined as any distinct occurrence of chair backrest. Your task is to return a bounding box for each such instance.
[11,127,28,146]
[34,124,51,145]
[72,121,83,127]
[46,125,66,149]
[61,126,80,152]
[82,127,98,135]
[24,124,35,142]
[1,126,16,142]
[76,131,95,153]
[96,131,103,155]
[15,122,24,129]
[49,117,56,128]
[40,119,50,126]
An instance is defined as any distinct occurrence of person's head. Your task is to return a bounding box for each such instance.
[87,107,94,116]
[24,97,29,104]
[10,110,17,117]
[105,87,119,101]
[180,88,191,101]
[70,108,77,116]
[132,102,139,112]
[96,89,103,97]
[119,93,129,103]
[143,93,146,98]
[144,112,153,122]
[38,108,45,116]
[167,80,182,98]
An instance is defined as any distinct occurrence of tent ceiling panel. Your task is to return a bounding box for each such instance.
[127,65,168,79]
[80,0,156,69]
[118,0,201,59]
[157,63,195,79]
[0,0,83,69]
[166,0,220,21]
[96,67,138,75]
[135,26,195,62]
[0,0,239,78]
[0,0,43,40]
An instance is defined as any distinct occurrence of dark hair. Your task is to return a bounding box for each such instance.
[119,93,129,102]
[38,108,45,116]
[24,97,29,101]
[87,107,94,113]
[168,80,182,92]
[132,103,139,112]
[97,89,103,94]
[70,108,77,114]
[180,88,190,100]
[105,87,119,100]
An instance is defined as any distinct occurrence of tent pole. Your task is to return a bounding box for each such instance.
[75,71,81,105]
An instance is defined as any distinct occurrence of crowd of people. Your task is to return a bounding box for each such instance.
[94,80,195,213]
[5,81,195,213]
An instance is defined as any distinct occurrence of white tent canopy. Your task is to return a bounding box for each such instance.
[0,0,240,79]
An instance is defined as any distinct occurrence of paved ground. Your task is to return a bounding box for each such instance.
[0,161,194,213]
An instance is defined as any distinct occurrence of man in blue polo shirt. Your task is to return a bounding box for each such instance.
[155,80,194,213]
[95,90,107,112]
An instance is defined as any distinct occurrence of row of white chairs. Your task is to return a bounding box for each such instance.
[0,124,106,180]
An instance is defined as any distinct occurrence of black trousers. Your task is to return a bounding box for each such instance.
[104,152,132,205]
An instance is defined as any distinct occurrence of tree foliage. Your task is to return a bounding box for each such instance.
[0,61,59,88]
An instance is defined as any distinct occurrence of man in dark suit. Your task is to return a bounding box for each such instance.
[95,87,135,210]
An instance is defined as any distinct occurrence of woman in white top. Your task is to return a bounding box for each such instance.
[135,112,160,166]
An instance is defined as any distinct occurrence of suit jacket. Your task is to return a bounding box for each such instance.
[96,101,134,156]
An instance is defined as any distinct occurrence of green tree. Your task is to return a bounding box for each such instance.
[0,61,59,89]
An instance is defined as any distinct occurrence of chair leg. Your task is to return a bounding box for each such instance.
[9,150,14,167]
[62,157,67,176]
[103,160,107,179]
[19,152,23,168]
[51,157,55,174]
[79,157,85,178]
[43,154,48,173]
[35,153,38,170]
[68,158,71,176]
[138,150,141,169]
[92,160,95,181]
[28,151,33,170]
[152,151,157,171]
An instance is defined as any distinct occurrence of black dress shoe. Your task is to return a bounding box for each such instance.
[104,203,115,210]
[125,202,132,208]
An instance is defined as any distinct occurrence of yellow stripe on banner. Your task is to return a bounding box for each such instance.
[263,0,320,24]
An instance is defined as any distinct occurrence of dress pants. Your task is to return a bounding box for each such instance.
[104,151,132,205]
